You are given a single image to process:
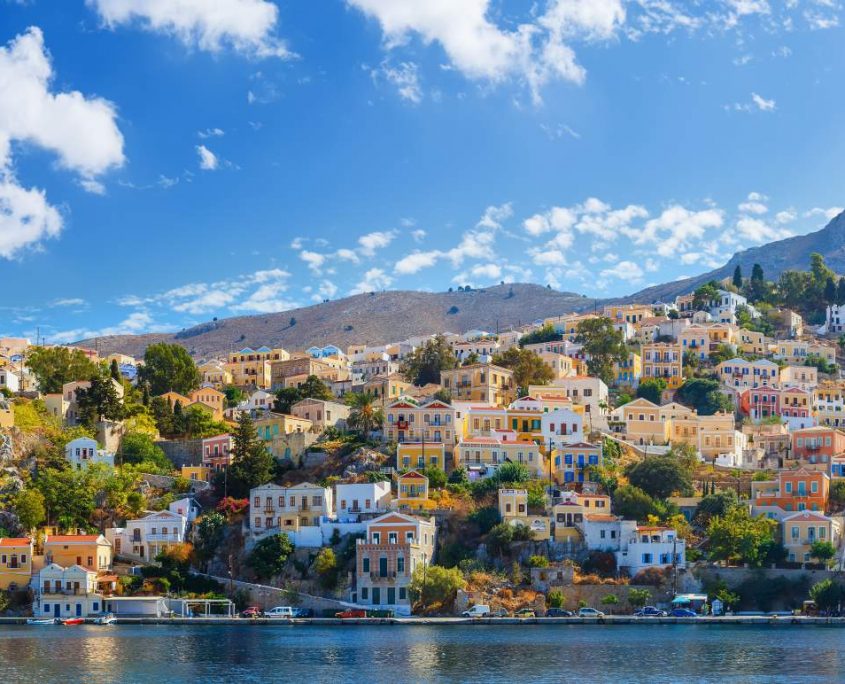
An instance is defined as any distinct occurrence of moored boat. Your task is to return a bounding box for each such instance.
[26,618,56,625]
[62,618,85,626]
[93,614,116,625]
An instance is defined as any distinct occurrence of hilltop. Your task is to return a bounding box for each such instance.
[626,210,845,303]
[77,284,595,359]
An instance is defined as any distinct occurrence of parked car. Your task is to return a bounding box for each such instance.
[515,608,536,618]
[634,606,668,618]
[490,608,510,618]
[545,608,574,617]
[265,606,295,618]
[670,608,697,618]
[578,607,605,618]
[292,608,314,618]
[462,605,491,618]
[368,609,395,618]
[335,609,368,619]
[240,606,263,618]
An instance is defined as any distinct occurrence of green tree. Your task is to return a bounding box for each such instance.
[830,480,845,509]
[600,594,619,612]
[25,346,99,394]
[810,540,836,566]
[248,534,294,580]
[636,377,666,404]
[707,506,777,567]
[109,359,122,381]
[400,335,458,386]
[298,375,334,402]
[548,590,565,608]
[491,347,554,390]
[612,485,660,522]
[732,265,743,290]
[313,547,338,589]
[346,391,385,438]
[749,263,768,302]
[227,413,275,498]
[695,489,739,525]
[626,455,693,499]
[409,564,466,612]
[75,373,125,429]
[223,385,247,408]
[194,512,226,570]
[676,378,733,415]
[825,277,838,304]
[628,588,651,609]
[422,466,446,489]
[837,277,845,306]
[519,323,562,347]
[692,281,720,311]
[139,343,201,396]
[575,317,627,386]
[119,432,171,469]
[12,488,46,531]
[274,387,302,414]
[35,467,98,530]
[809,579,844,612]
[496,461,531,485]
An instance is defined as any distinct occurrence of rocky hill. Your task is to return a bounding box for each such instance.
[625,209,845,304]
[77,284,596,359]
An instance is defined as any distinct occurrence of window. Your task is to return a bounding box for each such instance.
[362,557,370,573]
[397,556,405,573]
[361,587,369,600]
[641,553,653,564]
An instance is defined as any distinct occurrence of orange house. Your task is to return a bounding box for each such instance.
[751,468,829,513]
[791,426,845,469]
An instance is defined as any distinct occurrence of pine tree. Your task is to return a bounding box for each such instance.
[110,359,121,382]
[836,278,845,306]
[732,265,743,290]
[227,412,275,498]
[824,277,837,304]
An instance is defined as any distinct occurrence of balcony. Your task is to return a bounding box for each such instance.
[145,533,182,542]
[369,571,398,581]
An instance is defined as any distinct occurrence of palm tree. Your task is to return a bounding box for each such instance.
[346,391,385,439]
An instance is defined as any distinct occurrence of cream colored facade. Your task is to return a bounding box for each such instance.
[537,351,576,380]
[456,436,545,477]
[440,364,516,407]
[385,398,457,450]
[498,488,529,519]
[199,360,232,389]
[783,511,840,564]
[641,342,683,389]
[773,340,836,365]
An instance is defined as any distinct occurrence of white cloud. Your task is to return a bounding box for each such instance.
[0,28,124,257]
[470,262,502,280]
[528,248,567,266]
[50,310,164,344]
[751,92,776,111]
[358,229,397,256]
[369,60,423,103]
[805,206,844,221]
[735,216,791,243]
[775,209,797,224]
[197,127,224,138]
[51,298,87,308]
[347,0,625,103]
[394,250,441,274]
[196,144,219,170]
[300,250,326,273]
[411,229,426,242]
[88,0,293,58]
[738,200,767,214]
[637,206,724,257]
[336,248,361,263]
[600,260,644,282]
[351,267,393,294]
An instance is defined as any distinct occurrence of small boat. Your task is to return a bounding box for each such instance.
[93,614,116,625]
[26,618,56,625]
[62,618,85,626]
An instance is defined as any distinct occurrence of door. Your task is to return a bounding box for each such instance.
[387,588,396,605]
[54,604,61,618]
[76,603,82,617]
[372,587,381,605]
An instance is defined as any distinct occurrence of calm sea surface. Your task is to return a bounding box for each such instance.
[1,623,842,683]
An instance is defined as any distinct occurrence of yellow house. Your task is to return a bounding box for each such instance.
[614,352,642,388]
[226,346,288,389]
[456,435,546,477]
[537,352,576,380]
[182,465,214,482]
[641,342,683,389]
[603,304,654,325]
[0,537,32,590]
[440,363,516,407]
[783,511,840,564]
[384,398,458,450]
[188,387,226,421]
[498,488,528,519]
[463,406,508,437]
[198,360,232,389]
[396,470,434,511]
[773,340,836,366]
[618,397,670,445]
[364,374,415,407]
[254,412,313,440]
[396,442,448,471]
[739,329,768,356]
[43,534,112,573]
[158,391,191,408]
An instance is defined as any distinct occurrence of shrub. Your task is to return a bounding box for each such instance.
[547,590,564,608]
[631,567,668,586]
[528,555,549,568]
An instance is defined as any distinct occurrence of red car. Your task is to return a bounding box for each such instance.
[241,607,263,618]
[335,609,367,618]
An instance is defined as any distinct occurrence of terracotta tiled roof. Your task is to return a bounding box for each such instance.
[46,535,102,543]
[0,538,30,546]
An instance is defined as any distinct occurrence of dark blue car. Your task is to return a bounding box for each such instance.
[670,608,697,618]
[634,606,667,617]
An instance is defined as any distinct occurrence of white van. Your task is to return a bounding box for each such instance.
[265,606,295,618]
[462,605,491,618]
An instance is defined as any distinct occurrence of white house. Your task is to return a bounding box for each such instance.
[34,563,109,619]
[249,482,334,547]
[711,289,759,320]
[822,304,845,334]
[334,482,392,521]
[65,437,115,470]
[540,407,584,445]
[0,368,20,394]
[106,510,187,561]
[290,398,350,430]
[169,497,201,524]
[615,526,686,576]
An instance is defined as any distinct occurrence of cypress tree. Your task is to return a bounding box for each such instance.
[732,265,743,290]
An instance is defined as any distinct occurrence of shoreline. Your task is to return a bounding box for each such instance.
[3,615,844,627]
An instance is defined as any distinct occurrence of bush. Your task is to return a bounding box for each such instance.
[627,588,651,608]
[248,534,295,580]
[528,555,549,568]
[547,590,564,608]
[580,551,616,577]
[630,567,668,586]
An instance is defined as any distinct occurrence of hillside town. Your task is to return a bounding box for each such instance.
[5,257,845,620]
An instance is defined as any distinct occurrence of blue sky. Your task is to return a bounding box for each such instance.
[1,0,844,343]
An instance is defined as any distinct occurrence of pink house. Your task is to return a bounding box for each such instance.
[202,434,233,471]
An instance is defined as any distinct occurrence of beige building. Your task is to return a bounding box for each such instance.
[783,511,840,564]
[44,534,112,573]
[384,398,457,450]
[641,342,683,389]
[440,363,516,407]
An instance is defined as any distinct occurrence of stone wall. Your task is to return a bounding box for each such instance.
[156,439,204,468]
